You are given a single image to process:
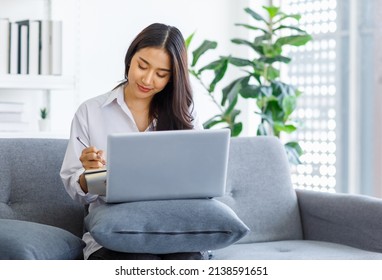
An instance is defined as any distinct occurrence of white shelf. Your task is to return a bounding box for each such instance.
[0,74,75,90]
[1,0,78,136]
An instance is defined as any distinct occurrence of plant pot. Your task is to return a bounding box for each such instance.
[38,119,50,132]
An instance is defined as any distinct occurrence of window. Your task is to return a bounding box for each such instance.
[278,0,381,197]
[280,0,338,193]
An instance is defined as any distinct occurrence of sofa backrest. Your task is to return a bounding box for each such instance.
[0,138,84,237]
[217,136,303,243]
[0,136,302,243]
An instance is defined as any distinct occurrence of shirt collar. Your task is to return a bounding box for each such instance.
[101,85,125,108]
[100,84,157,131]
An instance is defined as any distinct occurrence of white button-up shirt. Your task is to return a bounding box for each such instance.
[60,85,203,259]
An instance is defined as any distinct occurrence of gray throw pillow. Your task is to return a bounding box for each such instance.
[0,219,85,260]
[85,199,249,254]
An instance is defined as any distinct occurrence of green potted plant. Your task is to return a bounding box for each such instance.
[187,5,312,164]
[38,107,50,131]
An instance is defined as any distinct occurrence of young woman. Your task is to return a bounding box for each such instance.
[60,23,204,260]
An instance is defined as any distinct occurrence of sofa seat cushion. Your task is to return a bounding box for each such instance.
[0,219,86,260]
[211,240,382,260]
[85,199,249,254]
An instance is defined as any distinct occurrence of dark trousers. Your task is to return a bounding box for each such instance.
[88,248,208,260]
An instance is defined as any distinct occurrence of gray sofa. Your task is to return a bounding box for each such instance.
[1,137,382,259]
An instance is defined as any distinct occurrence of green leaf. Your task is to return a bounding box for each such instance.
[285,147,302,165]
[185,32,195,49]
[203,115,225,129]
[230,122,243,137]
[273,25,307,33]
[240,84,260,98]
[221,78,241,106]
[260,42,282,57]
[240,84,272,99]
[231,38,257,51]
[257,111,275,126]
[277,13,302,23]
[209,58,229,92]
[254,34,272,46]
[234,23,269,34]
[221,76,250,106]
[191,40,217,67]
[255,95,269,110]
[271,82,298,117]
[295,88,302,97]
[251,60,266,72]
[198,59,222,73]
[282,95,297,119]
[275,35,312,48]
[227,57,253,67]
[259,85,273,97]
[223,96,239,117]
[259,55,291,64]
[274,122,297,134]
[229,109,241,121]
[266,66,280,80]
[271,81,296,98]
[263,100,284,124]
[285,141,303,156]
[256,122,268,136]
[244,7,267,23]
[284,141,303,165]
[263,6,280,19]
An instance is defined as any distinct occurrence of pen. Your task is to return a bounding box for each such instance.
[76,136,89,148]
[77,136,106,166]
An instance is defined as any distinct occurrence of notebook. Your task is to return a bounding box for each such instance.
[86,129,231,203]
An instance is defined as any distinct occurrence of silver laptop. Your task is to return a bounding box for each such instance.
[104,129,230,203]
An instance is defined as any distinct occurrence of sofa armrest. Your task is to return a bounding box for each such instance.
[296,189,382,253]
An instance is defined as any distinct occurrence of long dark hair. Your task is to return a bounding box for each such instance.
[116,23,194,130]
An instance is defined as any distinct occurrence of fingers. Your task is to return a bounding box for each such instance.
[79,146,106,170]
[97,150,107,166]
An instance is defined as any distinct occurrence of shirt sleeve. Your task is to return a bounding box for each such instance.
[60,104,99,205]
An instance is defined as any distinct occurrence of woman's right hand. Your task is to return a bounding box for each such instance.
[78,146,106,193]
[79,146,106,170]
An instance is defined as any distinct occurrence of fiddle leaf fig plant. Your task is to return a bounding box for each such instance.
[187,5,312,164]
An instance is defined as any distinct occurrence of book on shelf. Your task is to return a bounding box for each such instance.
[39,20,51,75]
[28,20,40,75]
[17,21,29,75]
[8,22,19,74]
[0,18,10,74]
[50,20,62,75]
[4,19,62,76]
[16,19,41,75]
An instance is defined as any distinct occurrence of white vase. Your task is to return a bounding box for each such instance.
[38,119,50,132]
